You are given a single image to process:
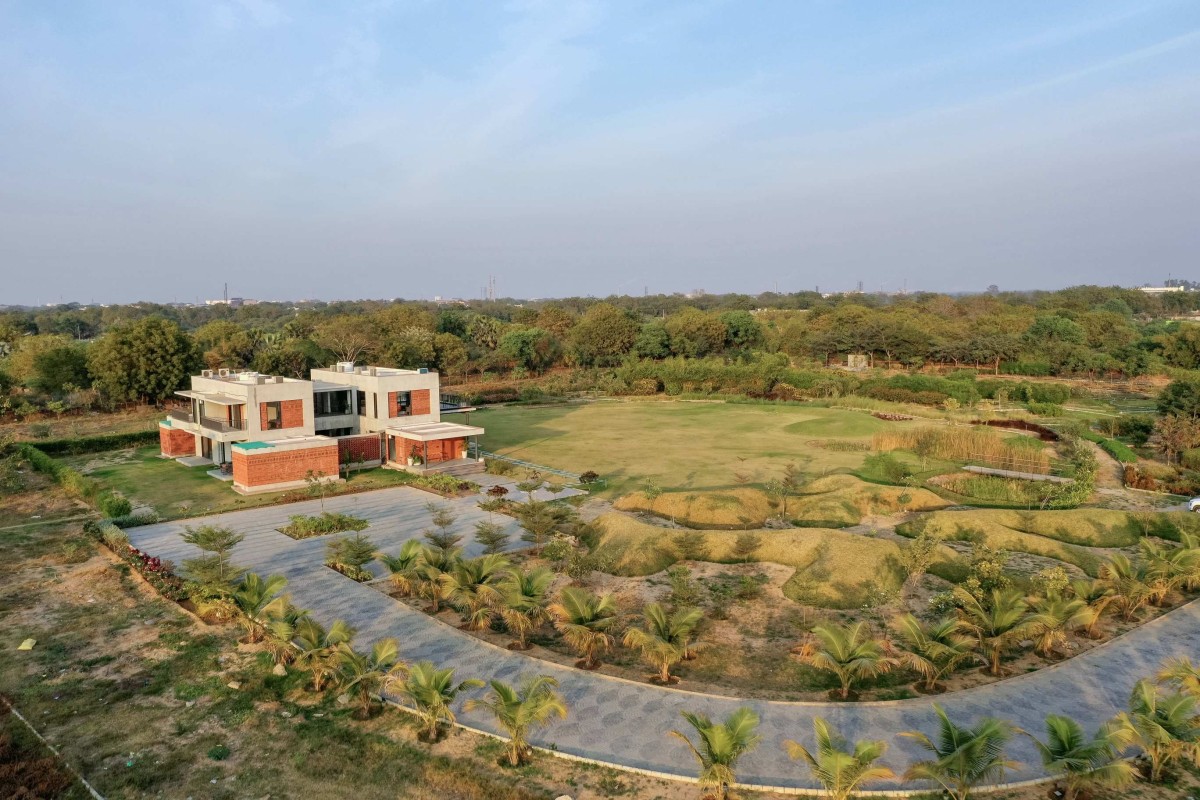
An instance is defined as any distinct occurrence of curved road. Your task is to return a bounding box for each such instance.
[126,486,1200,792]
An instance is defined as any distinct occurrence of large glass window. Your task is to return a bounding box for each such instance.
[264,401,282,430]
[394,391,411,417]
[314,390,351,417]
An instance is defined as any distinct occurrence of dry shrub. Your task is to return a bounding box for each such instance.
[614,487,773,528]
[0,722,77,799]
[794,475,946,525]
[873,426,1053,474]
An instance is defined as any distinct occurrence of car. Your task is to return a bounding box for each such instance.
[1189,497,1200,512]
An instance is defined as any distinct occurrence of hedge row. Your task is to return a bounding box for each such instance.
[29,429,159,456]
[16,443,99,500]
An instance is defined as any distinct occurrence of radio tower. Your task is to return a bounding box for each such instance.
[486,275,496,301]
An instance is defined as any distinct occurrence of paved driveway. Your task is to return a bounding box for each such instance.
[126,488,1200,791]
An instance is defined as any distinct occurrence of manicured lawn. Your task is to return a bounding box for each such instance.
[477,400,912,497]
[59,446,412,519]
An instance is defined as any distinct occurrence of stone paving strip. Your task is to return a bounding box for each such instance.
[126,487,1200,792]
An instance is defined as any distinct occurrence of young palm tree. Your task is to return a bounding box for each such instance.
[1157,656,1200,699]
[414,545,462,613]
[623,602,704,684]
[549,586,619,668]
[1110,678,1200,783]
[891,614,977,693]
[1027,714,1135,800]
[1140,538,1190,606]
[293,617,355,692]
[1027,594,1092,658]
[232,572,289,643]
[440,553,510,629]
[464,675,568,767]
[1069,578,1116,638]
[795,621,894,700]
[336,638,406,719]
[378,539,423,596]
[1175,531,1200,591]
[396,661,484,742]
[263,603,310,666]
[496,566,554,649]
[957,588,1032,676]
[670,707,761,800]
[901,705,1015,800]
[784,717,895,800]
[1098,554,1153,621]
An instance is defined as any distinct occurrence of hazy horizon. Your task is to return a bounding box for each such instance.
[3,1,1199,305]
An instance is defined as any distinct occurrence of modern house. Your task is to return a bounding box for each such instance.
[159,363,483,494]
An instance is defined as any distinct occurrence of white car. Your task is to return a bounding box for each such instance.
[1189,497,1200,512]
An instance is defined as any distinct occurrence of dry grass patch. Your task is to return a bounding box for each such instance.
[874,426,1053,473]
[908,511,1110,576]
[592,512,961,608]
[792,475,947,526]
[613,487,775,528]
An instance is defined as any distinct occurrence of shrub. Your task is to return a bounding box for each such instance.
[1026,402,1064,417]
[30,430,159,456]
[860,452,912,484]
[207,744,230,761]
[1098,438,1138,464]
[98,491,133,518]
[280,512,369,540]
[109,511,161,528]
[579,470,600,484]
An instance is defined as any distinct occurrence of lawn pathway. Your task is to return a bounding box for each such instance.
[126,486,1200,792]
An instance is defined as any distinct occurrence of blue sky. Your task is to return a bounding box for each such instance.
[2,0,1199,304]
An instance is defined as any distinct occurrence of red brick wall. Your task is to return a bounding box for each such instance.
[160,426,196,457]
[396,436,463,464]
[412,389,431,416]
[232,444,339,489]
[259,399,305,430]
[388,391,401,418]
[337,434,381,464]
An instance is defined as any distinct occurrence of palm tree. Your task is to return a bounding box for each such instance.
[1098,554,1153,621]
[670,708,760,800]
[891,614,977,693]
[496,566,554,649]
[1175,531,1200,591]
[336,638,406,719]
[378,539,423,596]
[414,545,461,613]
[795,621,894,700]
[293,617,355,692]
[1157,656,1200,699]
[1027,594,1091,658]
[1027,714,1135,800]
[1110,678,1200,783]
[441,553,510,629]
[957,589,1032,676]
[231,572,289,643]
[784,717,895,800]
[1140,538,1190,606]
[623,602,704,684]
[1069,578,1116,638]
[549,586,619,668]
[396,661,484,742]
[263,603,310,666]
[901,705,1015,800]
[465,675,568,767]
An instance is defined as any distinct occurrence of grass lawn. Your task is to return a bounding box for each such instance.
[478,399,912,497]
[59,446,413,519]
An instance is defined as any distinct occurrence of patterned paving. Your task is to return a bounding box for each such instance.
[126,488,1200,791]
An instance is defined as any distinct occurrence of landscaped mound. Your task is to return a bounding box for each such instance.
[613,487,775,528]
[592,512,961,608]
[791,475,947,527]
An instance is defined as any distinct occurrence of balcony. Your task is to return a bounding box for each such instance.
[167,408,195,424]
[200,416,247,434]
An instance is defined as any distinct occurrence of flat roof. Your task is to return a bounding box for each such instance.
[387,421,485,441]
[312,380,351,392]
[176,390,246,405]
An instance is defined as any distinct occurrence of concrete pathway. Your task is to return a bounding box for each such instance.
[126,488,1200,791]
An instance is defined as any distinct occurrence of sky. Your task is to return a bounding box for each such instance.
[2,1,1199,305]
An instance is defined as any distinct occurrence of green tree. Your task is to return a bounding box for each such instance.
[633,320,671,359]
[179,524,245,597]
[293,617,355,692]
[1157,378,1200,420]
[336,638,406,719]
[423,502,462,550]
[718,310,764,351]
[232,572,289,643]
[465,675,568,767]
[623,602,704,684]
[796,621,895,699]
[498,327,560,373]
[1110,679,1200,783]
[473,518,510,555]
[784,717,895,800]
[313,316,377,364]
[956,588,1033,675]
[30,344,90,396]
[1027,594,1092,658]
[670,708,761,800]
[1027,715,1135,800]
[497,566,555,650]
[396,661,484,742]
[901,705,1016,800]
[568,303,639,366]
[666,307,728,358]
[440,553,510,630]
[549,586,619,668]
[892,614,977,693]
[88,318,198,404]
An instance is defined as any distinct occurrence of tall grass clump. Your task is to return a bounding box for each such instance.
[873,427,1053,474]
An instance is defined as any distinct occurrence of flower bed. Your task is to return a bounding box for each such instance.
[279,511,369,540]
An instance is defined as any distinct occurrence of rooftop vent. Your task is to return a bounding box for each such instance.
[418,368,429,374]
[218,368,230,377]
[337,361,355,373]
[274,376,284,384]
[201,369,213,378]
[368,367,378,376]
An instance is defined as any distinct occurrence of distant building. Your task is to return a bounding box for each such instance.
[1138,286,1188,294]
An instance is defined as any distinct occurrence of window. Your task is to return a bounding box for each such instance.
[264,401,282,430]
[314,390,351,417]
[357,390,366,416]
[394,391,411,417]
